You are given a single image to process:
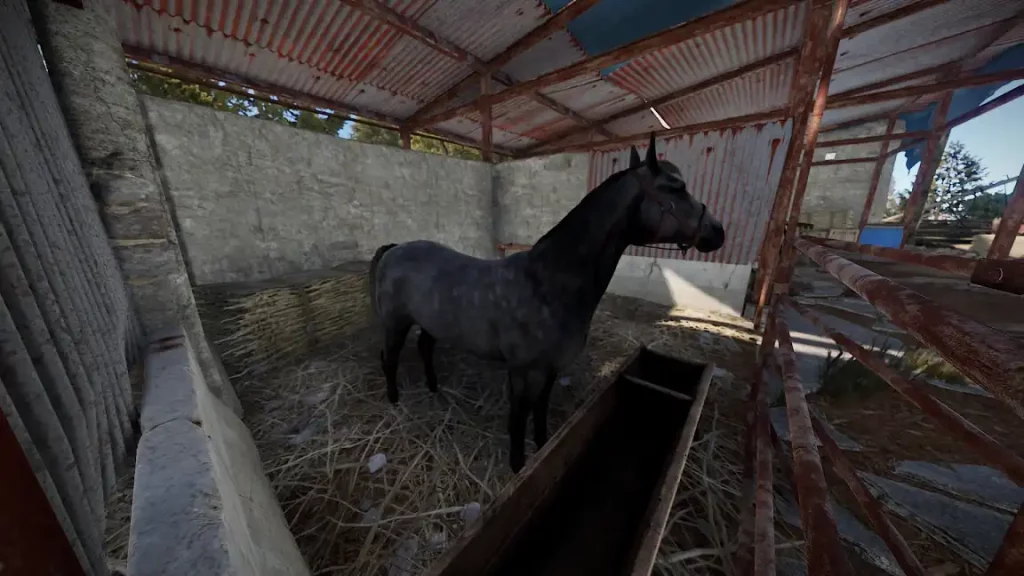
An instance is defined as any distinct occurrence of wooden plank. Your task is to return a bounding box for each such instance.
[423,348,643,576]
[901,92,952,247]
[480,76,493,163]
[628,362,714,576]
[987,162,1024,259]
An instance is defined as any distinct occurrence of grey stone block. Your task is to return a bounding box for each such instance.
[141,335,199,432]
[129,419,233,576]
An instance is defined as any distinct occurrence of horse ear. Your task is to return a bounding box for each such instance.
[645,132,660,175]
[629,146,642,168]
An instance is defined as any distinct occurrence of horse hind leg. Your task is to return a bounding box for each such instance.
[416,329,439,393]
[532,371,557,449]
[381,320,412,404]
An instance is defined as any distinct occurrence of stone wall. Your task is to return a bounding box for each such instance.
[143,97,494,285]
[33,0,239,414]
[493,153,590,246]
[133,330,308,576]
[800,119,903,230]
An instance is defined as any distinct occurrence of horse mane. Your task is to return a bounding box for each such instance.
[525,168,643,310]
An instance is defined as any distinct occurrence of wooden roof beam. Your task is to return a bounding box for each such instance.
[339,0,612,139]
[408,0,805,131]
[524,48,799,155]
[406,0,601,124]
[829,68,1024,108]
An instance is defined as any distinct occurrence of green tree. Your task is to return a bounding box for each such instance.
[129,69,347,136]
[348,122,482,160]
[926,140,988,223]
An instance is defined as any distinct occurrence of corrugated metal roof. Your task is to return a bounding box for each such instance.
[589,121,794,264]
[117,0,1024,152]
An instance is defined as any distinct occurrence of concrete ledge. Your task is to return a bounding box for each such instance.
[129,330,309,576]
[607,255,751,316]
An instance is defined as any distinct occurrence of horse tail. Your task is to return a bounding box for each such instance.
[368,243,398,317]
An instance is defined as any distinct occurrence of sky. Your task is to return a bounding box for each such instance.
[890,80,1024,197]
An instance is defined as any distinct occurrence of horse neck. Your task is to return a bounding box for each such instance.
[526,175,640,314]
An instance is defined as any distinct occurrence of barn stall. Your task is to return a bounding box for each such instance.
[3,0,1024,575]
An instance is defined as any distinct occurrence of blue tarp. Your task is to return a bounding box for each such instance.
[540,0,736,76]
[899,44,1024,171]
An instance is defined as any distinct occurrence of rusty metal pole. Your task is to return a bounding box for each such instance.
[986,504,1024,576]
[775,0,851,289]
[857,115,899,236]
[480,75,493,163]
[901,92,952,248]
[795,238,1024,418]
[753,0,833,328]
[775,313,854,576]
[987,164,1024,259]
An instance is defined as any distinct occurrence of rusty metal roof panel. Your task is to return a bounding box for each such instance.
[607,2,805,102]
[502,29,588,83]
[835,0,1022,72]
[601,59,794,134]
[589,121,793,265]
[821,100,911,128]
[829,25,994,95]
[844,0,919,29]
[539,74,642,120]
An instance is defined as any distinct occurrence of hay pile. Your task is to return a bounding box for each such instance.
[194,263,371,377]
[231,294,790,575]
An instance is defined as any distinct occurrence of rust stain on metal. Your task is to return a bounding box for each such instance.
[810,413,928,576]
[775,311,854,576]
[985,504,1024,575]
[794,239,1024,420]
[802,236,978,277]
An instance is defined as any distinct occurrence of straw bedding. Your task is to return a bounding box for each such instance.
[199,265,793,575]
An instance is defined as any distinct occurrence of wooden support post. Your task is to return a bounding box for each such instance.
[901,92,952,248]
[400,129,411,150]
[858,115,898,235]
[987,163,1024,259]
[480,75,493,163]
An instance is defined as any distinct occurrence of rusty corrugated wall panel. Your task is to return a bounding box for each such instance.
[588,120,793,265]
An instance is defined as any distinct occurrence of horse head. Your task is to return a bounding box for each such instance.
[626,133,725,254]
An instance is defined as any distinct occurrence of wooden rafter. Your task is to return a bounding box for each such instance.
[525,48,800,154]
[339,0,612,139]
[409,0,805,130]
[406,0,601,124]
[122,46,519,157]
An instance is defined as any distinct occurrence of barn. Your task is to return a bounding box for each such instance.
[2,0,1024,575]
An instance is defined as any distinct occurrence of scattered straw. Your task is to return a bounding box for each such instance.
[223,293,770,575]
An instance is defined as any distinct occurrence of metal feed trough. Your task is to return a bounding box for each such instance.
[425,347,714,576]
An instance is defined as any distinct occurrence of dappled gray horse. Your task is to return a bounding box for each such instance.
[369,134,725,472]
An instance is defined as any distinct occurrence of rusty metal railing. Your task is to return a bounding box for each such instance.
[744,234,1024,575]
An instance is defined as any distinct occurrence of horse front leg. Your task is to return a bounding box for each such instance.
[381,321,412,404]
[416,329,439,393]
[532,369,557,449]
[506,369,531,473]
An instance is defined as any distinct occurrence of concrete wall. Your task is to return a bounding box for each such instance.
[143,97,493,286]
[800,119,903,231]
[132,330,309,576]
[34,0,239,415]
